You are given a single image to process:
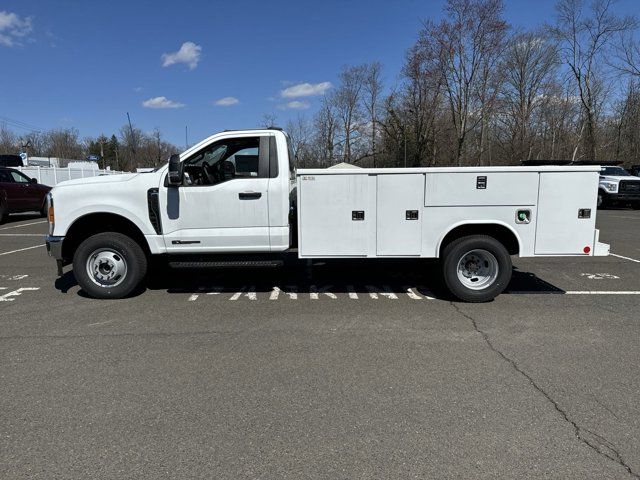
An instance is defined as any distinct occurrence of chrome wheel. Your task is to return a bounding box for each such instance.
[456,249,499,290]
[86,248,128,288]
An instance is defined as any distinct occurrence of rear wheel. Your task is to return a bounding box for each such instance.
[442,235,512,303]
[73,232,147,299]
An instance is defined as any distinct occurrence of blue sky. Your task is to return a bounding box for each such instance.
[0,0,638,147]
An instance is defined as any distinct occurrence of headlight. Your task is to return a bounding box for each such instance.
[47,193,54,235]
[601,182,617,193]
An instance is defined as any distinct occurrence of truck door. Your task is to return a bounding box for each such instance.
[0,169,24,210]
[159,134,271,253]
[9,170,42,210]
[376,174,423,255]
[535,172,598,255]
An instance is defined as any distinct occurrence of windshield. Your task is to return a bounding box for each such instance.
[601,167,630,176]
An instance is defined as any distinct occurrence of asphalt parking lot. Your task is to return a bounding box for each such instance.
[1,210,639,479]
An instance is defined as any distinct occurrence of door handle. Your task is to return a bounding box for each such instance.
[238,192,262,200]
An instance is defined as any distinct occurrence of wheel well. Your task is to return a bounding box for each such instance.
[440,224,520,256]
[62,213,149,261]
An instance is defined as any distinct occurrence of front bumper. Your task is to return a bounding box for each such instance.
[45,235,64,260]
[607,192,640,203]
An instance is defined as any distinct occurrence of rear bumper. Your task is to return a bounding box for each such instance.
[45,235,64,260]
[593,229,610,256]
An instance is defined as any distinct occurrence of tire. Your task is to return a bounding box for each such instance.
[0,203,6,224]
[40,200,48,217]
[597,191,608,209]
[442,235,512,303]
[73,232,147,299]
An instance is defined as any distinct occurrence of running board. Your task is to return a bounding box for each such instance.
[169,260,284,269]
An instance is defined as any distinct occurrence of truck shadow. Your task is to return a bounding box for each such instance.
[151,261,565,299]
[54,261,565,299]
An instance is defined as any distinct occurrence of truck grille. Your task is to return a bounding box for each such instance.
[619,180,640,193]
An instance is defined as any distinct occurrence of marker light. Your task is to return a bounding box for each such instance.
[583,246,591,254]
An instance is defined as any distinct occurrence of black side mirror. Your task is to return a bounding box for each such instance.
[167,154,183,186]
[29,177,37,184]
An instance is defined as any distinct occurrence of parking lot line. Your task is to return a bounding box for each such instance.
[566,291,640,295]
[610,253,640,263]
[0,234,44,237]
[0,244,45,256]
[0,220,47,231]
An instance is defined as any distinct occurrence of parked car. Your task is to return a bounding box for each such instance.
[0,167,52,223]
[0,154,24,167]
[598,166,640,209]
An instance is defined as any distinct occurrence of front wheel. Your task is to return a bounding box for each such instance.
[73,232,147,299]
[597,191,608,209]
[442,235,512,303]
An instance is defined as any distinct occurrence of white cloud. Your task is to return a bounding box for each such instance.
[161,41,202,70]
[142,96,185,109]
[279,100,310,110]
[0,11,33,47]
[214,96,239,106]
[281,82,332,98]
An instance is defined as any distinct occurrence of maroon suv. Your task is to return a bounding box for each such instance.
[0,168,52,223]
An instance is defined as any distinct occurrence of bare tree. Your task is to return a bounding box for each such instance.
[261,113,278,128]
[0,124,18,154]
[313,97,338,165]
[615,31,640,77]
[285,115,313,168]
[416,0,508,165]
[331,64,367,163]
[501,30,559,160]
[362,62,384,165]
[552,0,635,160]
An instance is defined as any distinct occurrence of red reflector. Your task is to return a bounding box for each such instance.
[583,246,591,254]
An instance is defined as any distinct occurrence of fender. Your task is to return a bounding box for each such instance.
[435,220,523,258]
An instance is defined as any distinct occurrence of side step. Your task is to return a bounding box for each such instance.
[169,260,284,269]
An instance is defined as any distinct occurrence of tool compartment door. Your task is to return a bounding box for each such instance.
[298,174,370,256]
[376,174,423,256]
[534,172,598,255]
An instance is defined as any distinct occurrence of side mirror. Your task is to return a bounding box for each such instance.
[167,154,183,186]
[29,177,37,184]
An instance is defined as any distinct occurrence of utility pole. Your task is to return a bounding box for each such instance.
[126,112,136,167]
[100,138,105,170]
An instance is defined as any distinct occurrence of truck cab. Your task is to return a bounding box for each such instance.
[45,128,609,303]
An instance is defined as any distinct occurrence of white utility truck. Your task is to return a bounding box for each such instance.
[45,128,609,302]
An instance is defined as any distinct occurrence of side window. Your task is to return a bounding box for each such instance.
[10,171,30,183]
[181,136,265,186]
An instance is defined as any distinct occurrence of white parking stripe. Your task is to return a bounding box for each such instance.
[610,253,640,263]
[310,285,337,299]
[0,234,43,236]
[404,286,423,300]
[0,221,47,230]
[566,291,640,295]
[0,244,45,256]
[0,287,40,302]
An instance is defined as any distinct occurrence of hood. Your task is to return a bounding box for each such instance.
[55,172,140,187]
[600,175,640,183]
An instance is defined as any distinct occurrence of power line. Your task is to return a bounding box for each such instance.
[0,116,43,133]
